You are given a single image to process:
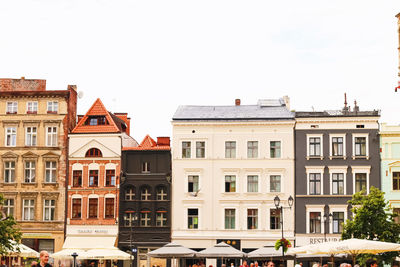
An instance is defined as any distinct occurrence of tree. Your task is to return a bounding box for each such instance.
[0,194,22,255]
[342,186,400,265]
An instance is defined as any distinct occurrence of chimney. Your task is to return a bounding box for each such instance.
[235,99,241,106]
[157,137,170,146]
[282,95,290,109]
[354,100,359,112]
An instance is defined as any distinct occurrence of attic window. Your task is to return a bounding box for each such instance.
[85,116,109,126]
[85,148,102,157]
[310,125,319,128]
[356,125,365,128]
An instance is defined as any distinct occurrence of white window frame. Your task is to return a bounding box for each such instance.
[5,127,17,147]
[181,141,192,159]
[71,194,83,219]
[87,195,99,219]
[269,206,282,230]
[185,172,201,193]
[25,126,37,146]
[186,206,200,230]
[223,207,237,230]
[43,199,56,221]
[46,126,58,147]
[45,161,57,183]
[104,194,116,219]
[195,141,206,158]
[328,166,347,195]
[247,140,259,159]
[269,140,282,158]
[26,101,38,113]
[246,174,259,193]
[24,161,36,183]
[305,166,325,195]
[305,205,325,234]
[328,205,348,234]
[268,173,283,193]
[246,207,259,230]
[223,173,238,193]
[47,101,58,113]
[4,161,16,183]
[352,166,371,194]
[225,141,237,159]
[23,199,35,221]
[352,133,369,159]
[329,134,346,159]
[307,134,323,159]
[6,102,18,114]
[4,198,14,216]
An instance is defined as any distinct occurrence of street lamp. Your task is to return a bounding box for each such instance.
[323,213,333,242]
[124,212,138,267]
[71,252,78,267]
[274,195,294,259]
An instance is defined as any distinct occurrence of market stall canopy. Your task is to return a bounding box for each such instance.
[147,242,197,258]
[247,246,284,258]
[6,241,40,258]
[196,242,246,258]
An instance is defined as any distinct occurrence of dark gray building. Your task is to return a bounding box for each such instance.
[118,135,171,267]
[294,104,380,246]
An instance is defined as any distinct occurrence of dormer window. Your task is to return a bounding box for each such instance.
[85,148,102,157]
[85,116,108,126]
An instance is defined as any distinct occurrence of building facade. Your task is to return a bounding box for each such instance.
[380,123,400,220]
[0,77,77,253]
[171,98,295,263]
[294,104,380,246]
[119,135,171,267]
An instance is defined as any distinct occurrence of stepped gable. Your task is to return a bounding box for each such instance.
[71,98,121,133]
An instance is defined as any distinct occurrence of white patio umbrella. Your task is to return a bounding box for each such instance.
[147,242,197,258]
[84,248,131,260]
[248,246,284,258]
[51,249,89,259]
[196,242,246,258]
[6,242,40,258]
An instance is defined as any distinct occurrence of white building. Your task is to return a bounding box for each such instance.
[171,98,295,258]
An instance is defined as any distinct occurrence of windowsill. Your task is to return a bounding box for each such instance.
[307,156,323,160]
[1,182,17,186]
[26,111,37,114]
[6,112,17,114]
[329,156,346,160]
[47,111,58,114]
[352,155,369,160]
[72,185,83,188]
[87,217,99,220]
[21,182,37,185]
[70,218,82,220]
[104,217,115,219]
[89,185,99,188]
[105,185,116,187]
[43,182,58,187]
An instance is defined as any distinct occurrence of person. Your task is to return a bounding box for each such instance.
[1,260,7,267]
[31,261,38,267]
[221,264,226,267]
[240,261,249,267]
[295,262,302,267]
[230,263,235,267]
[250,263,254,267]
[32,251,51,267]
[266,262,275,267]
[366,259,378,267]
[254,262,259,267]
[322,264,328,267]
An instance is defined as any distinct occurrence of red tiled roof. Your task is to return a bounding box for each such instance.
[123,135,170,151]
[71,98,121,133]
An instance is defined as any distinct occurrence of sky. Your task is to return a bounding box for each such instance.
[1,0,400,142]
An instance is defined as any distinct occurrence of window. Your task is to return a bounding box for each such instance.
[23,199,35,221]
[72,170,82,187]
[188,208,198,229]
[355,137,367,156]
[3,199,14,217]
[89,170,98,187]
[45,161,57,183]
[72,199,81,219]
[46,127,57,147]
[85,116,108,125]
[332,173,344,195]
[270,208,281,230]
[88,198,98,218]
[196,141,205,158]
[142,162,150,173]
[393,208,400,224]
[43,199,55,221]
[105,198,114,218]
[157,187,167,200]
[225,175,236,192]
[247,141,258,158]
[225,141,236,158]
[156,211,167,226]
[27,102,38,114]
[4,161,15,183]
[224,209,235,229]
[331,137,344,156]
[5,127,17,147]
[247,209,258,229]
[247,175,258,192]
[47,101,58,113]
[124,212,136,226]
[85,148,102,157]
[140,211,151,226]
[332,212,344,233]
[25,161,36,183]
[355,173,367,193]
[105,169,116,186]
[188,175,199,193]
[6,102,17,114]
[270,141,281,158]
[393,172,400,190]
[309,137,321,156]
[125,188,135,201]
[309,173,321,195]
[270,175,281,192]
[309,212,321,233]
[141,188,151,200]
[182,142,191,158]
[25,127,37,146]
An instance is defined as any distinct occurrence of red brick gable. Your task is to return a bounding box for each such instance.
[123,135,170,151]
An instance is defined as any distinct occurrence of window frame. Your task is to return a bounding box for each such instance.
[43,199,56,221]
[72,170,82,188]
[196,141,205,158]
[247,141,259,159]
[225,141,236,159]
[5,127,17,147]
[224,175,236,193]
[47,101,58,113]
[104,197,115,219]
[187,208,199,229]
[224,208,236,230]
[182,141,191,159]
[352,133,369,159]
[4,161,16,183]
[23,199,35,221]
[45,161,57,183]
[308,173,321,195]
[105,169,116,187]
[352,166,371,194]
[306,166,324,195]
[156,210,167,227]
[328,166,347,195]
[3,198,14,217]
[307,134,323,159]
[24,160,36,183]
[89,169,99,187]
[270,208,281,230]
[71,198,82,219]
[25,126,37,146]
[88,197,99,219]
[125,187,136,201]
[329,134,346,158]
[305,205,325,234]
[247,208,258,230]
[6,102,18,114]
[156,186,168,200]
[269,174,282,193]
[270,140,282,158]
[328,205,348,234]
[46,126,58,147]
[26,101,38,114]
[247,175,259,193]
[393,172,400,191]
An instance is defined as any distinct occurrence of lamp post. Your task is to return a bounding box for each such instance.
[71,252,78,267]
[323,213,333,242]
[274,195,294,260]
[124,213,138,267]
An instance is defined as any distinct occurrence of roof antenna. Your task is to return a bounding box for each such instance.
[343,93,349,112]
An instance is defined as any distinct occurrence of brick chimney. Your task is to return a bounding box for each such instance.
[157,137,170,146]
[235,99,241,106]
[0,78,46,91]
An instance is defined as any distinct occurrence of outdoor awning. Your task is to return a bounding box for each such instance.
[62,236,117,249]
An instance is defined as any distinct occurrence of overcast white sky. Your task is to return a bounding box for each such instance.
[1,1,399,142]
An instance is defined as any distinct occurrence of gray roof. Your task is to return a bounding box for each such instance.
[296,109,380,118]
[173,99,294,121]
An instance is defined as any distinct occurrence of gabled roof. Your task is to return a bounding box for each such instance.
[71,98,122,134]
[123,135,170,151]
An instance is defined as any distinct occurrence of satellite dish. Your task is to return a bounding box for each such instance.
[78,91,84,99]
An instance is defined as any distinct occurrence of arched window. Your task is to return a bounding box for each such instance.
[125,187,136,201]
[85,148,102,157]
[141,187,151,201]
[156,186,167,201]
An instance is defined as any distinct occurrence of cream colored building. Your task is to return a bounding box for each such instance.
[0,78,77,253]
[171,98,295,260]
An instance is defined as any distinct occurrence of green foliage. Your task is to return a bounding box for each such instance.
[274,238,291,253]
[0,194,22,256]
[341,187,400,265]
